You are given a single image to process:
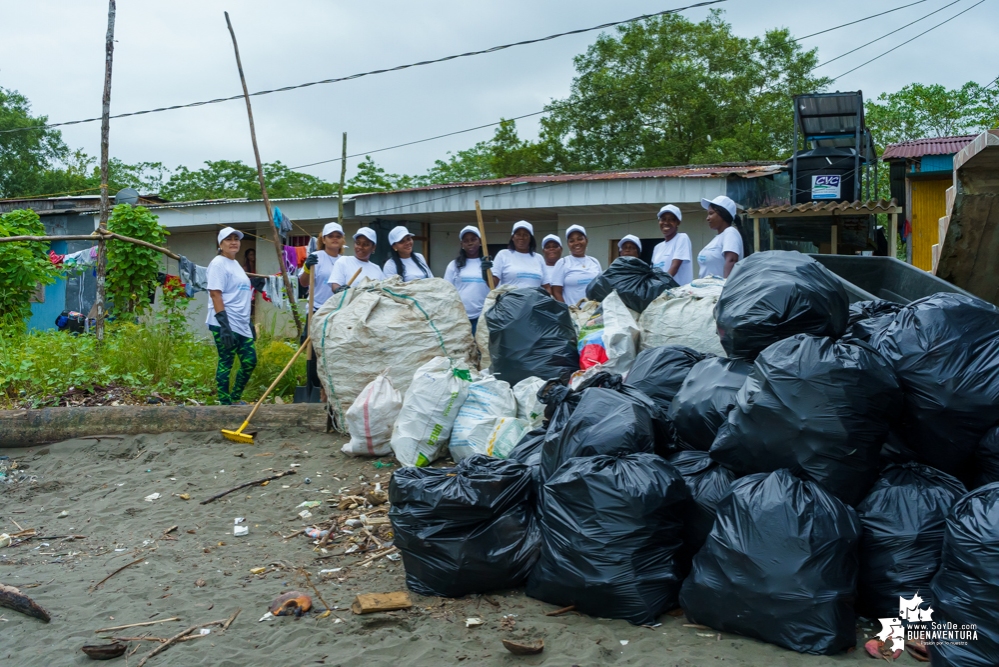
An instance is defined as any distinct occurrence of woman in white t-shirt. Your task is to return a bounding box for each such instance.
[206,226,256,405]
[491,221,548,289]
[383,225,433,282]
[551,224,602,305]
[697,195,744,279]
[651,204,693,286]
[328,227,385,290]
[303,222,345,311]
[443,225,491,334]
[541,233,562,292]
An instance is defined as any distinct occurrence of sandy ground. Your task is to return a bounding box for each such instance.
[1,428,910,666]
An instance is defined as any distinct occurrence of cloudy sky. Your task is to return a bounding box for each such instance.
[2,0,996,184]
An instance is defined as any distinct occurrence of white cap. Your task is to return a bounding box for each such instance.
[512,220,534,236]
[353,227,378,244]
[701,195,738,221]
[217,226,244,246]
[618,234,642,252]
[322,222,344,237]
[459,225,480,240]
[542,234,562,248]
[658,204,682,221]
[388,225,414,246]
[565,224,587,239]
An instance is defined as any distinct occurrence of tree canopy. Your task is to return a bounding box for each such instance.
[865,82,999,149]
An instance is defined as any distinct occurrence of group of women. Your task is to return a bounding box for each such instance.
[204,195,744,404]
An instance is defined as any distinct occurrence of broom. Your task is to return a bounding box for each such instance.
[222,267,362,443]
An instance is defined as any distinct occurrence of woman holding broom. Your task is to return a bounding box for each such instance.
[206,227,256,405]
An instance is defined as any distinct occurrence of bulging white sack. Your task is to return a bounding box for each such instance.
[639,278,726,357]
[342,372,401,457]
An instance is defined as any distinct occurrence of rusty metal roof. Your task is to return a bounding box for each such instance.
[881,135,977,160]
[746,199,901,217]
[355,162,785,196]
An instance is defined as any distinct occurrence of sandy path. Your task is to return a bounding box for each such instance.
[1,429,893,666]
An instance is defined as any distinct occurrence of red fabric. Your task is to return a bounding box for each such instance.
[49,250,65,265]
[295,245,308,268]
[579,343,608,370]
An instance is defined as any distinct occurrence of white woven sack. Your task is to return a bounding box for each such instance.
[342,372,401,457]
[473,284,518,371]
[390,356,472,467]
[639,290,726,357]
[512,376,546,428]
[450,375,518,461]
[598,291,640,375]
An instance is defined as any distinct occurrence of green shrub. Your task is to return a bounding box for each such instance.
[106,204,168,315]
[0,209,56,324]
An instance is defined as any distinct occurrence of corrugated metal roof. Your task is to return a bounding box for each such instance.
[746,199,901,216]
[353,162,785,197]
[881,135,977,160]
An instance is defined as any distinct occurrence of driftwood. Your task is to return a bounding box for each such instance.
[0,584,51,622]
[0,403,327,448]
[545,604,576,617]
[91,557,145,591]
[351,591,412,615]
[95,617,181,633]
[200,470,296,505]
[135,610,237,667]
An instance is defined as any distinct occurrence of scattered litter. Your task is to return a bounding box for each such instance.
[305,528,329,540]
[250,567,266,575]
[298,510,313,520]
[258,612,274,622]
[351,591,412,615]
[386,553,401,562]
[290,464,301,468]
[304,478,312,484]
[620,640,629,646]
[269,591,312,616]
[296,501,321,509]
[233,526,248,537]
[319,569,342,575]
[372,461,394,468]
[198,628,211,636]
[465,617,484,628]
[177,493,191,501]
[144,493,161,502]
[57,511,69,518]
[234,518,245,525]
[502,639,544,656]
[81,644,127,660]
[0,534,10,548]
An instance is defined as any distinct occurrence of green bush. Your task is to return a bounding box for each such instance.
[0,209,56,324]
[106,204,168,315]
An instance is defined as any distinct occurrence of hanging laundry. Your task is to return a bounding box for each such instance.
[63,246,98,268]
[295,245,308,268]
[274,207,293,242]
[282,245,298,273]
[260,274,298,310]
[49,250,65,265]
[178,255,209,296]
[307,236,317,254]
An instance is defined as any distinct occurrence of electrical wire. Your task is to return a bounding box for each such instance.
[830,0,986,81]
[794,0,931,40]
[0,0,726,136]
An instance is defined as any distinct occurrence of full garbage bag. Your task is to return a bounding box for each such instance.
[313,276,476,424]
[625,345,707,414]
[585,256,678,313]
[474,285,517,371]
[974,426,999,489]
[680,469,861,655]
[711,335,901,505]
[389,454,539,597]
[390,357,472,467]
[527,453,690,625]
[450,375,529,462]
[512,376,546,428]
[668,357,751,451]
[486,288,578,386]
[714,251,849,360]
[342,371,402,457]
[639,278,726,356]
[929,482,999,667]
[845,299,902,343]
[576,291,640,374]
[667,450,736,558]
[856,463,966,619]
[871,293,999,478]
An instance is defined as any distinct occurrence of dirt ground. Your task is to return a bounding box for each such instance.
[1,428,910,666]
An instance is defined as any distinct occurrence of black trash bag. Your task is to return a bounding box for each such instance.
[711,335,902,506]
[539,387,656,482]
[929,482,999,667]
[871,293,999,477]
[856,463,967,619]
[845,299,902,343]
[714,251,850,360]
[389,454,539,598]
[973,426,999,489]
[680,469,862,655]
[879,431,920,468]
[584,256,679,313]
[668,357,752,451]
[527,453,691,625]
[508,427,546,468]
[625,345,707,413]
[486,287,578,386]
[667,450,736,558]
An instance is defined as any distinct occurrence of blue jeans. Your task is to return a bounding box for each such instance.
[470,317,479,335]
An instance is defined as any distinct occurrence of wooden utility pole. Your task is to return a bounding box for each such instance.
[94,0,116,342]
[338,132,347,223]
[224,11,303,338]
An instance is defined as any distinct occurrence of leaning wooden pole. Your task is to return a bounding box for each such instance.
[94,0,116,342]
[224,11,303,338]
[338,132,347,223]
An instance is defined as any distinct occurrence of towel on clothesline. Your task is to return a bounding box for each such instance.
[178,255,209,296]
[274,206,293,242]
[63,246,98,268]
[259,274,299,309]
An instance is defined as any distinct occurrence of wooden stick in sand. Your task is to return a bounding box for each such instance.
[135,611,237,667]
[545,604,576,617]
[95,617,181,633]
[200,469,297,505]
[91,556,145,591]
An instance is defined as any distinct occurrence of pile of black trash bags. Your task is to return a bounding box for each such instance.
[390,251,999,663]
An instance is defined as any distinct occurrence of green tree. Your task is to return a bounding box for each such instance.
[0,209,56,324]
[0,87,75,198]
[161,159,335,201]
[423,141,494,184]
[106,204,168,314]
[866,82,999,149]
[538,10,829,170]
[420,120,551,185]
[344,156,416,193]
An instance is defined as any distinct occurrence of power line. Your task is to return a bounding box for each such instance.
[830,0,986,81]
[795,0,930,40]
[0,0,726,136]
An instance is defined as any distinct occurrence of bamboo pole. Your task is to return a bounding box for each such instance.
[224,11,303,339]
[474,200,495,289]
[94,0,116,342]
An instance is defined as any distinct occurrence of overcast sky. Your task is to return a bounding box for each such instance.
[2,0,996,184]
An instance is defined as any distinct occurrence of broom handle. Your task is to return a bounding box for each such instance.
[474,200,495,289]
[242,267,361,426]
[306,265,315,360]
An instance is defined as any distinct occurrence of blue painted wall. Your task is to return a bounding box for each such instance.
[918,154,954,173]
[27,240,67,331]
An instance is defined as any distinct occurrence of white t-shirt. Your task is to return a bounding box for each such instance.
[652,233,693,286]
[697,226,744,279]
[205,255,253,338]
[551,255,602,305]
[444,257,490,319]
[307,251,341,311]
[329,255,384,287]
[493,249,548,288]
[543,263,558,287]
[382,253,433,282]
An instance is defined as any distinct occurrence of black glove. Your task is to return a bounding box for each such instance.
[214,309,236,350]
[480,256,493,282]
[304,252,319,268]
[332,284,350,295]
